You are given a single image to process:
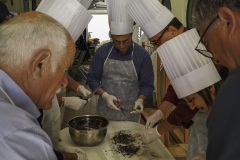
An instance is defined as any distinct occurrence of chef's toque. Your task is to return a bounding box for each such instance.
[106,0,134,35]
[77,0,93,9]
[157,29,221,98]
[36,0,92,42]
[126,0,174,38]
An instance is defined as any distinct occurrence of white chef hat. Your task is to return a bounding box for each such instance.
[157,29,221,99]
[126,0,174,38]
[77,0,93,9]
[106,0,134,35]
[36,0,92,42]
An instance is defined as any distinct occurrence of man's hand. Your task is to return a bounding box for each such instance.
[102,92,120,110]
[135,127,161,144]
[62,97,87,110]
[58,141,88,160]
[76,85,91,97]
[145,110,163,129]
[191,151,206,160]
[130,99,144,114]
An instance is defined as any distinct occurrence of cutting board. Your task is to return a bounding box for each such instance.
[107,129,172,160]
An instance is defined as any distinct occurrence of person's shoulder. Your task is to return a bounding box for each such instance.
[97,41,113,51]
[133,42,150,57]
[0,101,40,137]
[94,42,112,56]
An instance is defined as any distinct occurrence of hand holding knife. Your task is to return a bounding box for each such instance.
[115,97,126,115]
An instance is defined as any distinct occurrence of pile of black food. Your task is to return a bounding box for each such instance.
[111,130,140,158]
[69,117,108,131]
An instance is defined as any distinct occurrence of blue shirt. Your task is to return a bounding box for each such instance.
[87,42,154,100]
[0,70,57,160]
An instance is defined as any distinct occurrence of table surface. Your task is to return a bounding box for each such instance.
[60,121,175,160]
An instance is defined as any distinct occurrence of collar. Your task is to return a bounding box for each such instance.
[0,69,40,118]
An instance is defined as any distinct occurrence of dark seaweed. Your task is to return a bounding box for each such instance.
[111,130,140,158]
[111,130,136,144]
[69,117,108,131]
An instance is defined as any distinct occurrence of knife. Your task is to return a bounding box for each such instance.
[78,84,102,100]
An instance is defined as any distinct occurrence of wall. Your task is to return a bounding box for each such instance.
[170,0,188,26]
[1,0,41,13]
[87,14,110,42]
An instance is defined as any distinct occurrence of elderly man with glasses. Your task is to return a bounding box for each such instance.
[87,0,154,122]
[193,0,240,159]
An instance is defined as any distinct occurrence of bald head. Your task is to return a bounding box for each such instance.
[0,11,76,110]
[0,11,73,72]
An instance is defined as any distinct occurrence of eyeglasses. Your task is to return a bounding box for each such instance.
[113,39,132,46]
[195,16,219,58]
[150,28,168,46]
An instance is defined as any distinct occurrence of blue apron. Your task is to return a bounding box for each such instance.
[96,44,140,122]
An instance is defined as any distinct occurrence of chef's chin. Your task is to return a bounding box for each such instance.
[39,101,53,110]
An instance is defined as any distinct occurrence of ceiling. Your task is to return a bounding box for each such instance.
[89,0,107,10]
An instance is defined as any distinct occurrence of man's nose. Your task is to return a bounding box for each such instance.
[119,42,124,48]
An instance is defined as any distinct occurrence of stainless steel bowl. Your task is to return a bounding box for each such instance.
[67,115,109,146]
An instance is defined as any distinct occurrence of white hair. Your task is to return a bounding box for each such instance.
[0,12,70,72]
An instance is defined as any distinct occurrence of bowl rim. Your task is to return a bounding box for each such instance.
[67,115,109,131]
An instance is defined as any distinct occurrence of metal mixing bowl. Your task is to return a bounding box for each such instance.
[67,115,109,146]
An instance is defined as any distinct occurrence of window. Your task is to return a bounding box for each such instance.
[87,14,110,42]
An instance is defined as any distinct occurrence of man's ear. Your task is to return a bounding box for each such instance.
[168,25,178,36]
[30,50,51,80]
[218,7,237,36]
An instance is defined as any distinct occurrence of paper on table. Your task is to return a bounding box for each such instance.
[107,129,169,160]
[81,147,107,160]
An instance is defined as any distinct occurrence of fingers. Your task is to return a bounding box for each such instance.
[77,152,88,160]
[130,106,143,114]
[64,97,87,110]
[108,96,120,110]
[75,148,86,156]
[76,86,91,97]
[114,96,121,108]
[82,90,91,97]
[130,110,138,114]
[145,121,153,129]
[109,101,120,110]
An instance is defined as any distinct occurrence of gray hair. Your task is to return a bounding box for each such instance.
[192,0,240,30]
[0,12,69,72]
